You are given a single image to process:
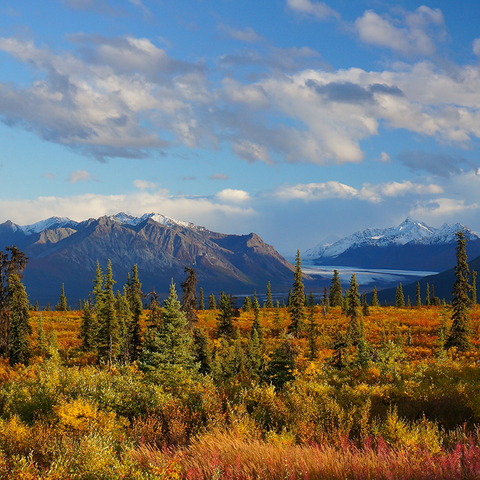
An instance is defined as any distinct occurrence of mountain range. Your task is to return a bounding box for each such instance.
[304,217,480,272]
[0,213,298,306]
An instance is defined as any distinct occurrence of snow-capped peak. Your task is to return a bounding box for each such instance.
[20,217,77,235]
[107,212,204,230]
[304,218,480,260]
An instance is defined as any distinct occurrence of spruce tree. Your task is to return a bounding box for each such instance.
[208,294,216,310]
[242,295,251,312]
[56,283,68,311]
[446,231,472,351]
[96,260,120,365]
[265,281,273,308]
[265,330,295,389]
[371,286,380,307]
[140,283,195,374]
[252,290,260,314]
[395,283,405,308]
[128,265,143,362]
[216,292,235,339]
[362,292,370,316]
[8,272,31,365]
[346,274,361,345]
[79,301,95,352]
[251,303,263,343]
[181,266,198,326]
[416,282,422,307]
[329,270,343,307]
[198,287,205,310]
[288,250,305,337]
[425,283,431,306]
[192,326,212,375]
[472,271,477,305]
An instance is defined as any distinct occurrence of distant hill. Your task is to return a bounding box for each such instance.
[304,217,480,272]
[0,213,301,306]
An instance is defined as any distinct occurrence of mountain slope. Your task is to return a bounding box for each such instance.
[304,218,480,271]
[2,213,299,306]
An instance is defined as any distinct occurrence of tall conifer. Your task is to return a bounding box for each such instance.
[288,250,305,337]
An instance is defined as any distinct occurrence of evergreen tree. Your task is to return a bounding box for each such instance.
[362,292,370,316]
[147,288,162,328]
[416,282,422,307]
[425,283,431,306]
[346,274,361,345]
[96,260,120,365]
[265,331,295,389]
[192,326,212,375]
[309,292,315,307]
[242,295,251,312]
[395,283,405,308]
[287,288,292,307]
[8,272,31,365]
[252,290,260,314]
[34,300,39,312]
[198,287,205,310]
[140,284,194,374]
[265,281,273,308]
[216,292,235,339]
[323,286,329,312]
[371,286,380,307]
[128,265,143,362]
[208,294,216,310]
[288,250,305,337]
[446,231,472,351]
[251,303,263,343]
[92,261,105,313]
[247,329,263,381]
[181,266,198,326]
[472,271,477,305]
[45,302,50,312]
[79,301,95,352]
[116,288,133,362]
[56,283,68,311]
[329,270,343,307]
[407,296,411,308]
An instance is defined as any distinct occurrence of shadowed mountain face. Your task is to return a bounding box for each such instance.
[0,214,297,306]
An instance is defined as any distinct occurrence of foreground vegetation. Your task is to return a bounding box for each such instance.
[0,302,479,479]
[0,234,479,478]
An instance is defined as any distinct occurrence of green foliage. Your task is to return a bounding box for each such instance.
[265,331,295,389]
[56,283,68,311]
[8,273,31,365]
[216,292,235,339]
[208,294,216,310]
[416,282,422,307]
[140,283,195,376]
[198,287,205,310]
[329,270,343,307]
[395,283,405,308]
[288,250,305,338]
[127,265,143,362]
[79,301,95,352]
[371,286,379,307]
[242,295,251,312]
[265,281,273,308]
[181,266,198,326]
[192,327,211,375]
[446,231,472,351]
[346,274,361,346]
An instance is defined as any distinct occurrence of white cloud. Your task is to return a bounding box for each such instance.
[0,191,258,233]
[378,152,391,163]
[218,24,263,43]
[273,179,442,202]
[133,179,157,190]
[232,140,272,164]
[287,0,339,21]
[215,189,251,203]
[67,170,96,183]
[409,198,480,219]
[355,7,446,56]
[209,173,229,180]
[473,38,480,56]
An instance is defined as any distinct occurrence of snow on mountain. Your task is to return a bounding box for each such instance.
[19,217,78,235]
[16,213,206,236]
[304,217,479,260]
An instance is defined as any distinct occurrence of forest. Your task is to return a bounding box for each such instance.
[0,233,479,478]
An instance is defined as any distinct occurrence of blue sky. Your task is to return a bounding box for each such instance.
[1,0,480,254]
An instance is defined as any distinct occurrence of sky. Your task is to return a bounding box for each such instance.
[1,0,480,255]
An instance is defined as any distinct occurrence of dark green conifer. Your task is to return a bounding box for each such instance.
[128,265,143,361]
[79,301,95,351]
[395,283,405,308]
[288,250,305,338]
[371,286,380,307]
[192,326,212,375]
[416,282,422,307]
[56,283,68,311]
[362,292,370,316]
[181,266,198,326]
[346,274,361,345]
[140,283,194,374]
[265,281,273,308]
[242,295,251,312]
[198,287,205,310]
[265,330,295,389]
[8,272,31,365]
[216,292,235,339]
[425,283,430,306]
[208,294,216,310]
[446,231,472,351]
[329,270,343,307]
